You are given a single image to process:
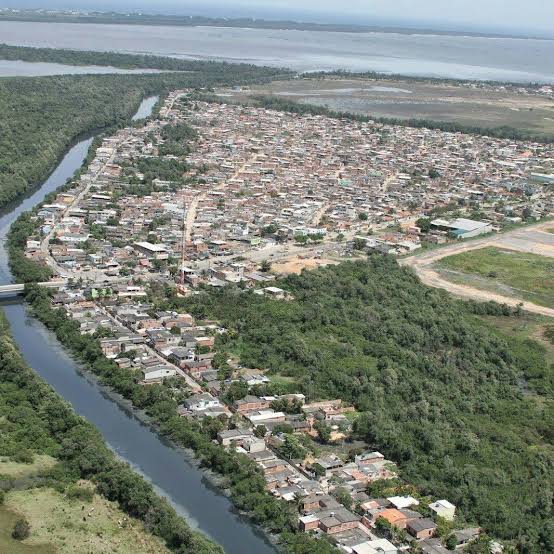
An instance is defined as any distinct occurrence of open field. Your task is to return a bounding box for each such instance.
[436,247,554,308]
[227,78,554,137]
[272,255,339,274]
[401,220,554,316]
[0,505,55,554]
[3,486,171,554]
[0,455,57,479]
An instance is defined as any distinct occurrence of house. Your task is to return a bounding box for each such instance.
[318,507,360,535]
[217,429,254,447]
[452,528,481,548]
[299,514,319,532]
[429,499,456,521]
[183,393,221,412]
[430,218,492,239]
[235,395,272,413]
[146,329,180,349]
[254,286,293,300]
[142,366,177,383]
[407,518,437,540]
[180,334,198,349]
[375,508,410,529]
[241,372,270,387]
[184,360,212,375]
[169,347,195,367]
[387,495,420,510]
[133,241,169,260]
[312,455,344,476]
[247,410,286,425]
[420,538,450,554]
[355,451,385,466]
[260,459,288,475]
[300,494,341,513]
[352,538,398,554]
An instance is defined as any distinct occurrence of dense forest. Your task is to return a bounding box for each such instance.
[204,93,554,144]
[0,312,222,553]
[0,51,287,209]
[169,258,553,552]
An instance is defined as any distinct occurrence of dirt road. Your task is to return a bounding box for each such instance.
[400,220,554,317]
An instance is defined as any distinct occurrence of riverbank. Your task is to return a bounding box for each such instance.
[0,311,223,554]
[0,90,326,553]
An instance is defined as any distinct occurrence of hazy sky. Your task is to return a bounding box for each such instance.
[5,1,554,35]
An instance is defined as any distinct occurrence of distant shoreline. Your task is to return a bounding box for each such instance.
[0,9,552,42]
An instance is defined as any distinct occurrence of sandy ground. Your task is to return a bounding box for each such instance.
[273,256,339,274]
[400,220,554,317]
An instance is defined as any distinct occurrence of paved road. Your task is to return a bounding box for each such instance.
[400,220,554,317]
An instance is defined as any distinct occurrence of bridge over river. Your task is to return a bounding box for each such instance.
[0,280,66,295]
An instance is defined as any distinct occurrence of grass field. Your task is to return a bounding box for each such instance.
[437,247,554,308]
[225,78,554,138]
[0,505,54,554]
[2,486,171,554]
[0,455,57,479]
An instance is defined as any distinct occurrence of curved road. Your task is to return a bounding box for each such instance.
[400,220,554,317]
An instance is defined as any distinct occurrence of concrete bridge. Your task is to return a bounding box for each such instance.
[0,280,67,296]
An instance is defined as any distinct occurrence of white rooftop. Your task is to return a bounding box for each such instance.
[387,495,420,509]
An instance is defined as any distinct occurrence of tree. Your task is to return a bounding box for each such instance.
[260,259,272,273]
[332,487,353,510]
[223,381,248,403]
[352,238,366,250]
[416,217,432,233]
[358,212,369,221]
[260,224,278,237]
[279,435,305,460]
[311,463,325,478]
[272,423,294,435]
[12,519,30,541]
[445,534,457,550]
[314,420,332,444]
[254,425,268,438]
[429,168,441,179]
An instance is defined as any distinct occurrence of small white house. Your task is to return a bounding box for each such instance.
[183,393,221,412]
[429,499,456,521]
[387,495,420,510]
[142,367,177,382]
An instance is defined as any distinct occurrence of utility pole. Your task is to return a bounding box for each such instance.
[180,194,187,287]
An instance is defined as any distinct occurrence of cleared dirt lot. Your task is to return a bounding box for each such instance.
[401,220,554,317]
[273,256,339,274]
[229,78,554,137]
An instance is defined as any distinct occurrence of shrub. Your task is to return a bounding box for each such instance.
[66,484,94,502]
[13,449,34,464]
[12,518,30,540]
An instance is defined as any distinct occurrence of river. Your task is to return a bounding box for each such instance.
[0,96,276,554]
